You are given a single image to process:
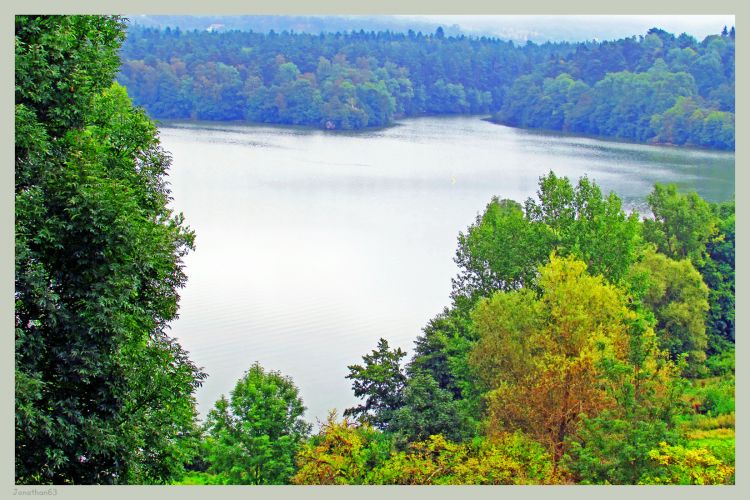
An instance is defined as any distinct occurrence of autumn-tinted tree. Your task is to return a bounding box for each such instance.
[562,300,685,483]
[470,255,641,465]
[203,363,311,484]
[15,16,203,484]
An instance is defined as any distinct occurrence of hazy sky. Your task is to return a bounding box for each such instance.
[400,15,735,42]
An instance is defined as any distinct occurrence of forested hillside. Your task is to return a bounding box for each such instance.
[118,25,734,149]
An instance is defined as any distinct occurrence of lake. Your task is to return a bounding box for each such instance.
[157,115,735,425]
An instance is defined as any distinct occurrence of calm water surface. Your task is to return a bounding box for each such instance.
[158,116,734,424]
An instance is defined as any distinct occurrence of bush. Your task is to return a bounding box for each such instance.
[173,472,227,485]
[705,350,734,377]
[639,442,734,485]
[371,433,556,485]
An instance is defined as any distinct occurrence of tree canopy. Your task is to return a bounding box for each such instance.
[15,15,203,485]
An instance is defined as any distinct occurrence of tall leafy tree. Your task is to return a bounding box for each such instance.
[470,255,659,466]
[642,183,717,264]
[629,249,709,374]
[453,198,554,300]
[204,363,311,484]
[524,172,642,283]
[15,16,203,484]
[642,184,733,355]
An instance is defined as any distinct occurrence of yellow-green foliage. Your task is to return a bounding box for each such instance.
[629,249,709,374]
[687,428,734,441]
[685,427,735,467]
[689,413,735,431]
[292,419,556,485]
[470,254,649,463]
[291,413,390,485]
[639,442,734,485]
[371,433,556,485]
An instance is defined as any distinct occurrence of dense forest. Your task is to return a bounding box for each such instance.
[118,23,734,149]
[16,16,735,486]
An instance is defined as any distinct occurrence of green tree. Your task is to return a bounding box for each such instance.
[389,373,473,444]
[455,173,643,298]
[524,172,642,283]
[408,303,485,433]
[452,197,554,299]
[700,201,735,350]
[642,183,717,263]
[15,16,202,484]
[344,338,407,430]
[629,250,709,374]
[204,362,311,484]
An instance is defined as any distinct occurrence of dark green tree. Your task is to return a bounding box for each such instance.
[700,201,735,350]
[410,304,477,397]
[204,363,311,484]
[389,372,473,444]
[16,16,203,484]
[344,338,407,430]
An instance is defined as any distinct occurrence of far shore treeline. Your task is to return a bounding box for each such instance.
[119,23,734,149]
[16,15,735,486]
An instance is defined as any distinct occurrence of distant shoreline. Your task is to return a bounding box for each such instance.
[156,114,736,155]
